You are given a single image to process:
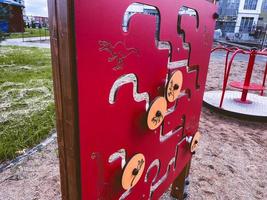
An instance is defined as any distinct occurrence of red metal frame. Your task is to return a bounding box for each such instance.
[211,46,267,107]
[74,1,217,199]
[262,62,267,96]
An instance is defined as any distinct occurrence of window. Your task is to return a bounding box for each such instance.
[244,0,258,10]
[218,0,240,17]
[263,0,267,10]
[240,17,254,32]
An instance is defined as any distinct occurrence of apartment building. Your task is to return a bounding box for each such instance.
[235,0,264,33]
[217,0,264,36]
[216,0,240,33]
[258,0,267,27]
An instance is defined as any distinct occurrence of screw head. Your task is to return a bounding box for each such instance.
[91,152,96,159]
[155,110,162,117]
[173,84,179,90]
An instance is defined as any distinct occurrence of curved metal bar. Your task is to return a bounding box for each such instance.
[212,46,267,105]
[212,47,235,79]
[219,49,246,108]
[224,50,231,80]
[211,46,250,54]
[229,46,240,51]
[211,46,233,53]
[211,46,267,106]
[261,62,267,96]
[255,51,267,56]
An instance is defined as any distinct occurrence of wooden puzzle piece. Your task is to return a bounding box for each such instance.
[147,97,167,130]
[166,70,183,103]
[189,131,201,153]
[121,153,146,190]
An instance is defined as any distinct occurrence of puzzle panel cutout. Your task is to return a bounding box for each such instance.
[74,0,217,199]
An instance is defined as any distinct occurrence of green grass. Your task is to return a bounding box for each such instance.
[0,104,55,161]
[0,48,51,84]
[8,28,50,39]
[0,46,55,162]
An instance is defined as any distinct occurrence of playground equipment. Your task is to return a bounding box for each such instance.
[48,0,217,199]
[204,46,267,119]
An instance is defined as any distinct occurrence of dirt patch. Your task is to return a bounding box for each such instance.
[188,107,267,200]
[0,140,61,200]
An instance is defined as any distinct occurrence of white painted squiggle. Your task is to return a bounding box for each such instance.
[145,158,176,199]
[151,158,175,192]
[168,59,188,69]
[108,149,126,169]
[108,149,131,200]
[109,73,150,110]
[119,188,132,200]
[159,126,183,143]
[144,159,160,183]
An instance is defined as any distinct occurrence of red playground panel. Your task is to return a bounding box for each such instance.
[204,46,267,120]
[74,0,217,199]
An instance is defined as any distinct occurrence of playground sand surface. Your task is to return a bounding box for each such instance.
[0,56,267,200]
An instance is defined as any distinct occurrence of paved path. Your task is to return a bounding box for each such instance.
[0,37,50,48]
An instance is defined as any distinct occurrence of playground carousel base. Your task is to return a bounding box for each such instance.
[203,90,267,120]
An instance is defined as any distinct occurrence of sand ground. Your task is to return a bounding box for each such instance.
[0,54,267,200]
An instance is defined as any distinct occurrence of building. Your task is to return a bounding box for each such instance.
[235,0,264,33]
[258,0,267,27]
[216,0,264,37]
[216,0,240,34]
[24,15,49,28]
[0,0,24,33]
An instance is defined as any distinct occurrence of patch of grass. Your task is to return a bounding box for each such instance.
[0,46,55,162]
[0,46,51,84]
[8,28,50,39]
[0,104,55,161]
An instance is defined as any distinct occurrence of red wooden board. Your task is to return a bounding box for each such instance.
[74,0,217,199]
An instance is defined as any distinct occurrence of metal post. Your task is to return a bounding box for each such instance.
[39,26,41,41]
[21,31,24,42]
[21,18,24,42]
[219,49,245,108]
[261,62,267,96]
[261,24,267,50]
[240,50,256,102]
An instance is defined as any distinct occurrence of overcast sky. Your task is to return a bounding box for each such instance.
[25,0,48,17]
